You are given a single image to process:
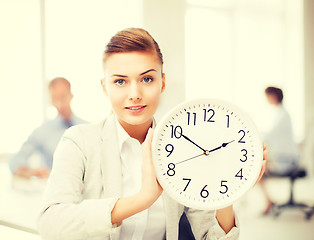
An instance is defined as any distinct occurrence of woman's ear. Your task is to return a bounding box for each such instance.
[100,78,108,96]
[161,73,166,93]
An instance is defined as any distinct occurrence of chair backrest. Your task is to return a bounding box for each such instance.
[289,168,306,181]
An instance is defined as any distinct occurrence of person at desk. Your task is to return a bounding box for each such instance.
[260,86,299,214]
[9,77,87,179]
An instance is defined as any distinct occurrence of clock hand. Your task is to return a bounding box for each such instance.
[179,132,207,153]
[175,153,205,165]
[174,140,234,166]
[208,140,235,153]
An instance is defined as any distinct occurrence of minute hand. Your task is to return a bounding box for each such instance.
[180,133,207,153]
[208,140,235,153]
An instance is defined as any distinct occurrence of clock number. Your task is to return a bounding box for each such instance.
[203,109,215,122]
[182,178,191,191]
[165,144,174,157]
[200,185,210,198]
[187,112,196,126]
[238,130,246,143]
[219,180,228,194]
[240,149,248,162]
[170,125,182,139]
[167,163,176,176]
[235,168,243,180]
[226,114,230,128]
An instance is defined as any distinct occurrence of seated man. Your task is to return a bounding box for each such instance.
[9,77,87,178]
[259,86,299,214]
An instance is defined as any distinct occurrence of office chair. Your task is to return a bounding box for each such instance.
[270,168,314,220]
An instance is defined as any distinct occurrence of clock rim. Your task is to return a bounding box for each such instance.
[152,98,263,210]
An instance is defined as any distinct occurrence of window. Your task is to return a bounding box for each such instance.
[0,0,142,154]
[0,0,43,153]
[45,0,142,122]
[185,0,304,141]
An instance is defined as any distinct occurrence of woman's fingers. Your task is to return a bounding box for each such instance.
[142,128,154,171]
[141,128,163,196]
[255,143,267,185]
[263,143,268,160]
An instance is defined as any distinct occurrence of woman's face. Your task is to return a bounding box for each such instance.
[102,51,165,129]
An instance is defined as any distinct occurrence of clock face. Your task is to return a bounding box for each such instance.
[152,98,262,210]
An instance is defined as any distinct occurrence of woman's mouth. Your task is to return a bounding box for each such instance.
[125,105,147,114]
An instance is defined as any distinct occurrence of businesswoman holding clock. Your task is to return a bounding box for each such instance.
[38,28,266,240]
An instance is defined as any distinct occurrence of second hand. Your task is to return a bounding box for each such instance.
[175,153,205,165]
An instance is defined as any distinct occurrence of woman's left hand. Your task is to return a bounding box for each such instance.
[255,143,267,185]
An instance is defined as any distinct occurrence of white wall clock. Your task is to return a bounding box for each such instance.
[152,98,262,210]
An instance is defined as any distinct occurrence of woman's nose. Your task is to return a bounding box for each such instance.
[129,83,142,101]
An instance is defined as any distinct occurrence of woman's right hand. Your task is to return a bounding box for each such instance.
[140,128,163,204]
[111,128,163,224]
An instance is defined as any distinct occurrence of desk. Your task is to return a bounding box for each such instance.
[0,224,41,239]
[0,161,46,235]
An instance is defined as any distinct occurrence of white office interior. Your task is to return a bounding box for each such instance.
[0,0,314,239]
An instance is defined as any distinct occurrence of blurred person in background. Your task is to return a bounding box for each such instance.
[259,86,299,214]
[9,77,87,179]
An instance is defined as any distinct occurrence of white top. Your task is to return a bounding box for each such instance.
[115,117,166,240]
[262,105,299,174]
[37,115,240,240]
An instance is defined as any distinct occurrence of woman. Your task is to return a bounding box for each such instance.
[38,28,266,240]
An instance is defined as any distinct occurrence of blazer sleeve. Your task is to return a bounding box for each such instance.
[9,127,42,173]
[185,207,240,240]
[37,129,121,240]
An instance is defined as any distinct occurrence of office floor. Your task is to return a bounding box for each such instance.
[236,177,314,240]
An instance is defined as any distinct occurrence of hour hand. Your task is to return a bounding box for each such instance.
[222,140,235,147]
[208,140,235,153]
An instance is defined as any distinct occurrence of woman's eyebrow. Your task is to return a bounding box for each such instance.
[112,74,127,77]
[111,69,156,78]
[140,69,156,75]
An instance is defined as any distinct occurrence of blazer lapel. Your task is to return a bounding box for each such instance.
[99,115,122,198]
[162,192,184,239]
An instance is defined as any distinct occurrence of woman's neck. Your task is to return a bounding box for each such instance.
[118,118,153,144]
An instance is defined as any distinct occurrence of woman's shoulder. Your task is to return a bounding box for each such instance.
[64,121,102,137]
[63,115,114,141]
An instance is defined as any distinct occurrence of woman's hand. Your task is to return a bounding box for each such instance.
[111,128,163,224]
[255,143,267,185]
[140,128,163,204]
[216,144,268,232]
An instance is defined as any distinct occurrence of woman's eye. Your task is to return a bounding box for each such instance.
[114,79,125,85]
[143,77,153,83]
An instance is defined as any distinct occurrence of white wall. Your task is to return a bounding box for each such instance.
[185,0,304,142]
[304,0,314,133]
[142,0,186,122]
[0,0,309,154]
[0,0,143,153]
[302,0,314,175]
[0,0,43,153]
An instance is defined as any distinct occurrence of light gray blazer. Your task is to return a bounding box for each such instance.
[37,115,239,240]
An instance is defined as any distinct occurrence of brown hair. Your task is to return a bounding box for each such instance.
[103,28,163,65]
[265,86,283,103]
